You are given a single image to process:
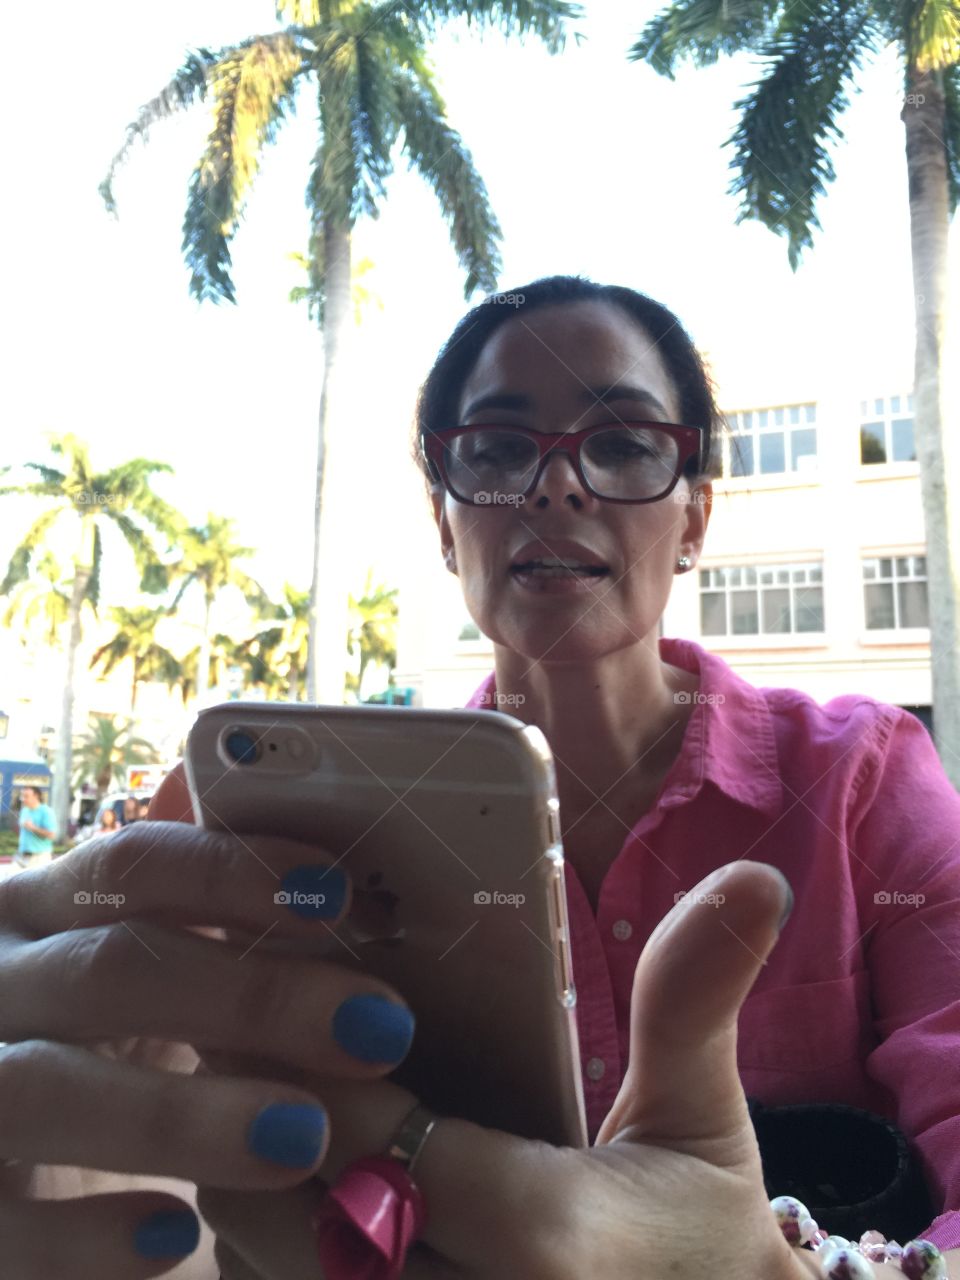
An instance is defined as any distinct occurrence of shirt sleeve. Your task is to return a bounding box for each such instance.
[850,709,960,1246]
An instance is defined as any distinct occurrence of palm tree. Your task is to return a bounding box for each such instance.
[629,7,960,783]
[100,0,581,704]
[161,515,268,706]
[178,632,253,706]
[90,606,183,712]
[2,550,81,647]
[248,582,311,700]
[72,714,160,800]
[0,434,183,832]
[347,572,398,701]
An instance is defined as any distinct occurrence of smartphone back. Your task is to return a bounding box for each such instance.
[184,702,587,1147]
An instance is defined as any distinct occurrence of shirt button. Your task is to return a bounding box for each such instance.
[586,1057,606,1082]
[612,919,633,941]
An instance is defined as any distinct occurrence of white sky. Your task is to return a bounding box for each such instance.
[1,0,957,637]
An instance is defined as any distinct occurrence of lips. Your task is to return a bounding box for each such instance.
[509,538,611,578]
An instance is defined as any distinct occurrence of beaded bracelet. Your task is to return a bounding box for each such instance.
[770,1196,946,1279]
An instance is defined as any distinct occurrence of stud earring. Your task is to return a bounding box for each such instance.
[676,556,692,572]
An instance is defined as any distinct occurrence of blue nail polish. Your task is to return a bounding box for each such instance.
[134,1209,201,1259]
[279,865,348,919]
[247,1102,327,1168]
[333,994,415,1064]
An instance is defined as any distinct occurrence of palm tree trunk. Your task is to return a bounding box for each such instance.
[308,220,352,704]
[51,520,95,838]
[198,595,213,705]
[903,66,960,787]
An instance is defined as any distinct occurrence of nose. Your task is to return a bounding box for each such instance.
[529,448,592,509]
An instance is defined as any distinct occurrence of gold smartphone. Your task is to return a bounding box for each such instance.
[184,701,587,1147]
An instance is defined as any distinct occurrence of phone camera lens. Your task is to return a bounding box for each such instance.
[224,730,260,765]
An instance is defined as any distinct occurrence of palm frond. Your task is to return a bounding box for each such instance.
[308,33,363,227]
[906,0,960,73]
[630,0,777,79]
[391,70,501,296]
[89,523,103,612]
[352,27,404,216]
[727,0,876,268]
[943,62,960,212]
[183,33,305,302]
[397,0,583,53]
[100,48,220,214]
[276,0,320,22]
[110,511,161,580]
[0,506,64,595]
[23,462,68,487]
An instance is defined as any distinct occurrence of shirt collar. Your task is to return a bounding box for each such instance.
[464,636,782,819]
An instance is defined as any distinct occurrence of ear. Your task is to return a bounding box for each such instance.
[678,479,712,567]
[431,488,458,576]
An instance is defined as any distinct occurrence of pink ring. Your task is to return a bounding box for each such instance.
[313,1156,427,1280]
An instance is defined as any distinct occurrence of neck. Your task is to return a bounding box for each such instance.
[491,635,698,829]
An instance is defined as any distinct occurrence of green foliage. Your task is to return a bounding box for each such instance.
[942,63,960,211]
[728,0,878,268]
[71,714,161,796]
[90,607,182,710]
[103,0,580,306]
[183,34,304,303]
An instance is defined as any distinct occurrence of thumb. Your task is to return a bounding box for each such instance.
[595,860,793,1158]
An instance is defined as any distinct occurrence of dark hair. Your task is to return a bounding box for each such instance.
[412,275,726,488]
[21,785,41,801]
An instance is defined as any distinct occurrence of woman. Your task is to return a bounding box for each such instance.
[96,807,120,836]
[0,277,956,1279]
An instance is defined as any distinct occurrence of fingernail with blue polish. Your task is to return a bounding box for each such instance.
[279,865,348,919]
[247,1102,328,1168]
[777,876,795,931]
[333,993,415,1064]
[134,1209,201,1259]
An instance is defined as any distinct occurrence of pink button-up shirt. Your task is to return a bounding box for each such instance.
[467,635,960,1250]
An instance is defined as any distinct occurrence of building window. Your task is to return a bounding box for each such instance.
[859,394,915,464]
[700,563,825,637]
[724,403,818,479]
[863,556,928,628]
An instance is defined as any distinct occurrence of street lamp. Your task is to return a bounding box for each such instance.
[0,710,9,740]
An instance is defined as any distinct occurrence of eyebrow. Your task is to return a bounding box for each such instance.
[460,384,670,419]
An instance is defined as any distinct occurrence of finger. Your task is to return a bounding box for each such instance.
[3,924,414,1078]
[0,1191,202,1280]
[148,763,195,825]
[204,1073,570,1270]
[204,1184,462,1280]
[0,822,353,939]
[0,1040,336,1188]
[595,859,792,1155]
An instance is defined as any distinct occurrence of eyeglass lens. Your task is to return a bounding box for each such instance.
[444,426,680,500]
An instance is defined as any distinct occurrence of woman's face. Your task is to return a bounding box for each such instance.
[432,300,711,664]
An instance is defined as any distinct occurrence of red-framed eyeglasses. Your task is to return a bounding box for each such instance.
[421,421,705,505]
